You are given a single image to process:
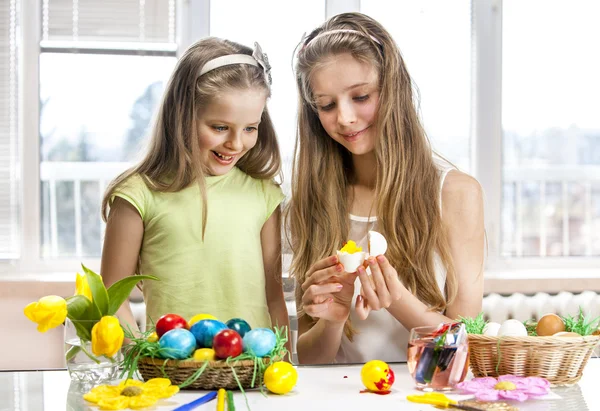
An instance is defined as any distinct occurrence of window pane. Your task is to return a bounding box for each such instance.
[0,0,20,259]
[210,0,326,195]
[502,0,600,257]
[361,0,472,171]
[39,53,176,258]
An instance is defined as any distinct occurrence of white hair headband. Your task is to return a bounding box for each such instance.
[198,42,272,85]
[300,29,382,53]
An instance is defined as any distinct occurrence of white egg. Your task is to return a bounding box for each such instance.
[497,319,528,337]
[368,231,388,256]
[482,322,501,337]
[336,250,367,273]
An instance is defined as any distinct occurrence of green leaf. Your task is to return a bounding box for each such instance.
[65,345,81,361]
[66,295,92,320]
[70,319,92,341]
[106,275,159,316]
[82,264,109,316]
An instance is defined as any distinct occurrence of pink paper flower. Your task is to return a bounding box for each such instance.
[456,375,550,402]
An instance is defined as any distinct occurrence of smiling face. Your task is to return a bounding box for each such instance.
[197,87,268,176]
[311,53,380,156]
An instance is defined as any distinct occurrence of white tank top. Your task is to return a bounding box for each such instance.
[335,157,453,363]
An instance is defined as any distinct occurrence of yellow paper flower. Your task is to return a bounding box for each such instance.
[75,272,93,302]
[83,378,179,410]
[92,316,125,357]
[23,295,68,333]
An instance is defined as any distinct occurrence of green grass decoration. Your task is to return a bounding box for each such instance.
[562,307,600,336]
[458,312,487,334]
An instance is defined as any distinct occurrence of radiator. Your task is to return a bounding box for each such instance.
[482,291,600,324]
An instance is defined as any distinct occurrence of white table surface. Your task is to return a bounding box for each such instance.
[1,360,599,411]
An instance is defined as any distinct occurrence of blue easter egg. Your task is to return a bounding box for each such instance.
[243,328,276,357]
[190,319,228,348]
[226,318,252,338]
[158,328,196,359]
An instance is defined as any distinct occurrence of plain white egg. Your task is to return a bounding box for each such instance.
[336,250,367,273]
[497,319,528,337]
[482,322,501,336]
[368,231,388,256]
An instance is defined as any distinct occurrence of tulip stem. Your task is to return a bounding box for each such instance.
[79,342,101,364]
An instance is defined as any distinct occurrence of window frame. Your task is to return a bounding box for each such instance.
[2,0,598,278]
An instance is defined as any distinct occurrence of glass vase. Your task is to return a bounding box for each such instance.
[64,318,121,384]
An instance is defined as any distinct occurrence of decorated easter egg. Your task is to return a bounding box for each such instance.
[213,329,243,359]
[536,314,565,336]
[368,231,388,256]
[264,361,298,394]
[155,313,189,338]
[243,328,277,357]
[497,319,528,337]
[159,328,196,359]
[193,348,216,361]
[189,313,217,327]
[226,318,252,338]
[190,319,228,348]
[361,360,395,392]
[147,331,159,342]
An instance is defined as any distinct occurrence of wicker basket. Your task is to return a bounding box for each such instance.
[468,334,600,385]
[137,355,279,390]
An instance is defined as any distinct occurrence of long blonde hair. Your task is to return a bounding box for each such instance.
[102,38,281,236]
[286,13,457,339]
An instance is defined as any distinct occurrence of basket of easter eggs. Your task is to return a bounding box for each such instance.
[461,310,600,386]
[122,313,288,390]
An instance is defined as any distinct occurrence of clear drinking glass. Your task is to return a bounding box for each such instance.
[407,323,469,391]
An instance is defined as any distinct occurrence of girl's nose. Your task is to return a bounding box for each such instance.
[225,130,244,151]
[337,100,357,126]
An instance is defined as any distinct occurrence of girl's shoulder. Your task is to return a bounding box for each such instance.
[440,170,483,230]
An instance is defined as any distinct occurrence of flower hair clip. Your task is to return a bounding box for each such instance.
[252,42,272,86]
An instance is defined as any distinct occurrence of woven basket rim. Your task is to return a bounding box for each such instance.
[138,355,276,369]
[468,334,600,344]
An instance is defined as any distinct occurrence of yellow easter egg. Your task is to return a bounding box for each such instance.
[189,313,217,327]
[264,361,298,395]
[147,332,159,343]
[361,360,395,392]
[193,348,216,361]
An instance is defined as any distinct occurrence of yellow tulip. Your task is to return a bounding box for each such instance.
[91,316,124,358]
[24,295,68,333]
[75,272,93,302]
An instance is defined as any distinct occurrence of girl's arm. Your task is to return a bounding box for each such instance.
[100,197,145,337]
[296,315,345,364]
[261,206,292,358]
[385,170,485,329]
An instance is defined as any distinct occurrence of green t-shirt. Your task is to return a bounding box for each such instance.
[113,167,285,330]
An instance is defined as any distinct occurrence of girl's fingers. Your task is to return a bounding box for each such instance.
[355,295,371,320]
[302,263,344,291]
[304,298,333,317]
[356,266,381,310]
[366,257,392,307]
[302,283,343,305]
[376,255,403,300]
[305,255,338,278]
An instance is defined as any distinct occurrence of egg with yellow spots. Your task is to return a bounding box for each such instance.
[361,360,395,393]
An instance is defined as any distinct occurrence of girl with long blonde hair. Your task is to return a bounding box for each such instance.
[287,13,484,364]
[100,38,289,341]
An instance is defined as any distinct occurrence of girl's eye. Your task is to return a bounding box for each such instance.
[244,126,258,132]
[213,125,228,132]
[318,103,335,112]
[354,95,369,102]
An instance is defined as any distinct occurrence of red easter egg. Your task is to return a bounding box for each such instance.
[156,313,189,338]
[213,329,243,359]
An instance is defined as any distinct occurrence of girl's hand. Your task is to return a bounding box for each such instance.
[301,255,358,323]
[355,255,403,320]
